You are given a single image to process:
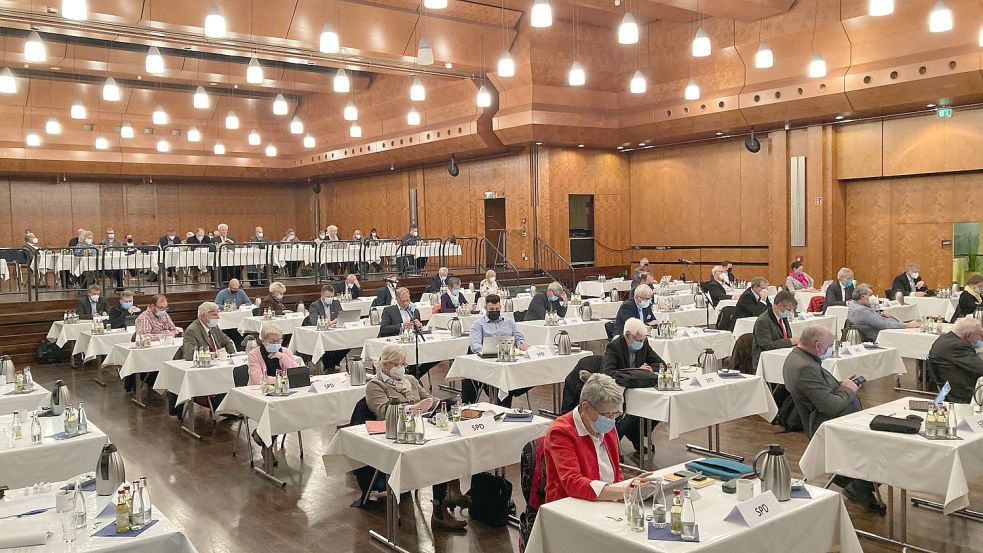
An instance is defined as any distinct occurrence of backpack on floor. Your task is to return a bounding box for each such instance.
[771,385,803,432]
[467,472,512,528]
[37,340,67,364]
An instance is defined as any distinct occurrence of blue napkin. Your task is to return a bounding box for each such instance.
[265,390,297,397]
[717,372,745,379]
[47,431,90,440]
[790,487,812,500]
[91,519,158,538]
[648,523,700,542]
[503,412,534,423]
[61,478,97,492]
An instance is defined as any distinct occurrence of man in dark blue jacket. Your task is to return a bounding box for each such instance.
[614,285,657,336]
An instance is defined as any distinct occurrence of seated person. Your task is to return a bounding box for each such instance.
[601,318,664,459]
[722,261,736,284]
[182,302,236,358]
[630,259,651,289]
[371,277,399,307]
[524,282,569,321]
[428,266,450,292]
[783,325,884,514]
[76,284,108,319]
[751,291,799,369]
[440,277,470,313]
[543,373,630,502]
[462,294,529,405]
[822,267,855,313]
[735,276,770,319]
[215,278,251,309]
[379,287,438,379]
[365,345,470,530]
[306,285,349,372]
[701,265,729,307]
[248,324,299,386]
[928,318,983,403]
[479,269,500,296]
[336,274,362,299]
[847,283,919,341]
[614,285,657,336]
[785,260,817,291]
[891,262,929,298]
[259,281,290,315]
[134,294,180,340]
[952,274,983,322]
[107,291,141,329]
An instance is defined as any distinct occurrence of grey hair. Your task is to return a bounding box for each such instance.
[633,284,653,299]
[799,324,833,346]
[905,261,920,272]
[852,283,873,300]
[378,343,407,370]
[953,317,983,338]
[119,290,134,298]
[197,301,219,318]
[394,286,410,299]
[751,276,769,288]
[623,317,648,338]
[836,267,854,281]
[259,323,283,342]
[580,373,623,407]
[547,281,565,294]
[269,281,286,294]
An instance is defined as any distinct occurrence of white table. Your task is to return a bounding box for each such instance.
[800,397,983,550]
[507,295,533,313]
[0,383,50,415]
[154,353,250,406]
[45,321,89,347]
[905,295,958,320]
[427,311,514,331]
[104,338,184,378]
[825,303,919,334]
[648,329,735,366]
[216,307,256,330]
[417,290,478,305]
[756,345,906,385]
[340,297,375,317]
[446,351,590,409]
[733,314,838,339]
[575,279,630,298]
[517,319,609,346]
[653,307,718,328]
[237,312,307,335]
[578,298,623,319]
[290,324,381,360]
[72,329,134,363]
[0,415,106,489]
[525,463,862,553]
[362,333,471,366]
[794,291,824,312]
[876,328,947,360]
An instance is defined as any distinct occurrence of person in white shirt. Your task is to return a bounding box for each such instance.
[479,269,500,296]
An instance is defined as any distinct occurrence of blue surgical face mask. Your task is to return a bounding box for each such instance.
[639,299,652,309]
[819,344,832,360]
[590,413,616,435]
[450,288,461,296]
[208,318,220,328]
[121,301,133,310]
[844,278,855,287]
[154,309,167,318]
[778,310,793,319]
[975,340,983,350]
[265,343,280,353]
[628,339,644,352]
[322,297,334,305]
[549,294,559,302]
[450,294,460,307]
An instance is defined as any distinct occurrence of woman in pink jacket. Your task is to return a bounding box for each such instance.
[247,324,298,385]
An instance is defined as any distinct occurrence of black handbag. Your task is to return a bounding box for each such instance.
[612,368,659,388]
[869,414,922,434]
[467,472,512,527]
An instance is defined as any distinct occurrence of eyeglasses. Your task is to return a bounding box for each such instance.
[590,403,623,420]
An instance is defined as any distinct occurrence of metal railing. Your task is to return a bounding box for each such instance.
[395,237,443,276]
[99,245,159,293]
[158,243,215,293]
[534,237,576,292]
[476,237,520,289]
[0,247,32,297]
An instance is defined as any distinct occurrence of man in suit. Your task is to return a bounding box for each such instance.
[400,225,426,274]
[847,283,919,341]
[822,267,855,314]
[524,282,569,321]
[735,276,771,319]
[158,228,181,280]
[107,291,141,329]
[371,277,398,307]
[428,266,450,292]
[783,324,884,514]
[751,290,799,369]
[891,262,929,298]
[701,265,729,307]
[337,274,362,298]
[213,223,239,286]
[306,285,348,371]
[601,317,664,460]
[379,287,438,379]
[76,284,108,319]
[928,317,983,403]
[721,261,736,285]
[631,270,655,291]
[172,301,237,415]
[614,285,657,336]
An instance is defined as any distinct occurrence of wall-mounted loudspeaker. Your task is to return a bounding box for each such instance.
[448,155,459,177]
[745,129,761,153]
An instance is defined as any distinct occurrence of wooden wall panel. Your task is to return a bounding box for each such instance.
[835,121,883,180]
[98,183,125,238]
[882,116,942,176]
[944,109,983,173]
[8,182,43,247]
[0,180,12,248]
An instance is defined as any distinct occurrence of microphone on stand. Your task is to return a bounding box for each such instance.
[677,258,695,265]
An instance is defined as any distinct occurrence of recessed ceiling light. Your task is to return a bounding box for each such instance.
[715,132,724,136]
[835,115,844,120]
[926,103,936,108]
[577,144,584,148]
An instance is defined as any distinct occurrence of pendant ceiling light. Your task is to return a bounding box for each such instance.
[349,123,362,138]
[204,5,227,38]
[618,13,639,45]
[497,51,515,78]
[265,144,277,157]
[213,142,225,155]
[102,77,121,101]
[145,46,164,74]
[476,84,492,108]
[333,69,351,93]
[62,0,88,21]
[0,68,16,94]
[530,0,552,27]
[754,42,774,68]
[424,0,448,8]
[303,134,316,148]
[25,131,41,147]
[24,31,46,63]
[290,116,304,134]
[568,61,586,86]
[409,77,426,101]
[273,93,289,115]
[248,129,261,145]
[246,57,264,84]
[343,101,358,121]
[45,117,62,135]
[319,24,341,53]
[407,107,421,126]
[684,79,700,100]
[417,38,435,66]
[692,27,711,57]
[152,105,168,125]
[119,121,134,138]
[928,0,952,32]
[94,135,109,150]
[70,99,86,120]
[868,0,894,16]
[193,86,210,109]
[187,126,202,142]
[629,70,646,94]
[808,53,827,78]
[225,110,240,130]
[156,139,170,153]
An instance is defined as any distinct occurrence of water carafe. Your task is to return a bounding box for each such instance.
[96,440,126,496]
[51,379,71,416]
[449,317,464,338]
[696,348,721,374]
[579,302,592,322]
[753,444,791,501]
[348,356,366,386]
[553,330,572,355]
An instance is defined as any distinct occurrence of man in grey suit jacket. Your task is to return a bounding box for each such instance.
[182,302,236,359]
[378,287,437,380]
[306,286,348,371]
[751,290,799,369]
[846,283,919,341]
[783,324,884,514]
[928,318,983,403]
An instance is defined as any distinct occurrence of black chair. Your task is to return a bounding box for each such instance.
[727,333,755,374]
[927,357,963,401]
[350,398,388,506]
[604,320,616,340]
[514,310,527,321]
[560,355,603,415]
[231,364,251,457]
[518,436,547,552]
[716,306,738,332]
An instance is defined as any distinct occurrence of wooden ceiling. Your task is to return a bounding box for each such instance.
[0,0,978,179]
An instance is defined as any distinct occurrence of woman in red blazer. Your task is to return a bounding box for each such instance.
[544,373,627,502]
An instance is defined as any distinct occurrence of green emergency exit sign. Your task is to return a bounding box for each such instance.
[937,107,953,118]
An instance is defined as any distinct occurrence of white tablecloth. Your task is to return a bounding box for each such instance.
[289,324,381,360]
[517,319,609,346]
[72,329,134,363]
[579,298,623,319]
[525,463,861,553]
[104,339,184,378]
[648,330,735,366]
[238,312,307,335]
[756,346,906,385]
[216,307,256,330]
[323,402,551,499]
[45,321,89,347]
[625,370,777,439]
[508,295,533,313]
[0,415,106,489]
[824,303,919,334]
[733,314,838,339]
[0,383,50,415]
[800,398,983,515]
[340,297,375,316]
[446,351,591,399]
[417,290,477,305]
[218,373,364,446]
[154,353,252,405]
[653,307,718,327]
[575,279,630,297]
[875,328,945,360]
[427,311,514,331]
[905,295,958,320]
[793,291,824,312]
[362,333,471,365]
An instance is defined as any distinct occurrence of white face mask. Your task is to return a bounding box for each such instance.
[107,234,115,239]
[90,295,99,302]
[256,232,264,238]
[389,365,406,380]
[84,238,94,245]
[31,237,38,244]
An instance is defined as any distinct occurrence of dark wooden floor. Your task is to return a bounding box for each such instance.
[28,355,981,553]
